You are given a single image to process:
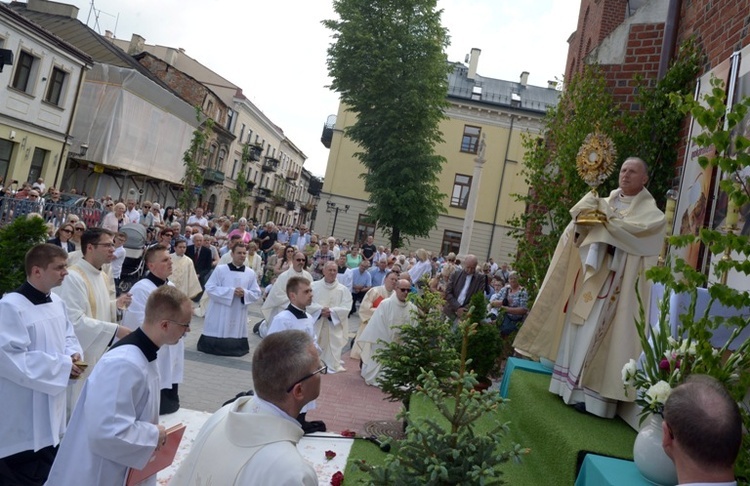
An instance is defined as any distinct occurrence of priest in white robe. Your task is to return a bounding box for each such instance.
[47,286,193,486]
[0,244,83,485]
[260,251,312,335]
[514,158,666,418]
[359,279,417,387]
[170,331,319,485]
[308,262,353,373]
[170,239,202,300]
[52,228,131,415]
[267,276,326,434]
[351,270,398,360]
[122,245,186,415]
[198,243,261,357]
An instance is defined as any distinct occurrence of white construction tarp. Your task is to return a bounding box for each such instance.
[71,63,199,184]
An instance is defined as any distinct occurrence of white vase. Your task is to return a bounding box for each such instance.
[633,414,678,486]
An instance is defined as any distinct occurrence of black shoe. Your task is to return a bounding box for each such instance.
[573,402,587,414]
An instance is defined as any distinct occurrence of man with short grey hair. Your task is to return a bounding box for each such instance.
[171,330,319,485]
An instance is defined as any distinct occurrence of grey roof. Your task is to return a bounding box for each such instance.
[7,1,176,94]
[447,63,560,114]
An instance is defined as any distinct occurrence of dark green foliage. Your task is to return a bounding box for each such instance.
[508,41,700,300]
[359,320,528,485]
[0,216,49,295]
[461,292,503,379]
[323,0,451,249]
[228,142,252,217]
[375,291,460,403]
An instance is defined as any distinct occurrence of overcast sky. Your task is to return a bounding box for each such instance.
[62,0,580,177]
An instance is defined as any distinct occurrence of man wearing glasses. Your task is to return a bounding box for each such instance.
[171,330,319,485]
[267,276,326,433]
[53,228,133,414]
[358,279,417,386]
[48,286,192,486]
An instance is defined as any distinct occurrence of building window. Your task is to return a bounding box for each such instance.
[12,51,38,93]
[207,144,216,166]
[45,67,67,106]
[231,159,238,179]
[217,148,226,171]
[450,174,472,208]
[247,129,253,144]
[441,230,462,256]
[460,125,481,153]
[239,123,245,141]
[207,194,217,214]
[355,214,376,244]
[223,199,230,216]
[226,109,235,131]
[28,148,48,183]
[0,139,13,182]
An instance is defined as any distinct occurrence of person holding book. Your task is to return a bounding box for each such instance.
[46,286,192,486]
[171,330,319,485]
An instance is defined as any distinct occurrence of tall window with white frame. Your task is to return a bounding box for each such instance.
[450,174,472,209]
[45,67,67,106]
[355,214,375,244]
[460,125,481,153]
[12,51,38,94]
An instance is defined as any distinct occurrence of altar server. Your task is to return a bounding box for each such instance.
[47,286,192,486]
[0,244,83,485]
[197,243,261,356]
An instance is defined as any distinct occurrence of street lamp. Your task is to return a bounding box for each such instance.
[68,143,89,158]
[326,201,349,237]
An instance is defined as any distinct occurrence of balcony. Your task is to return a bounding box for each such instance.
[203,168,225,185]
[262,156,280,172]
[254,195,267,203]
[257,187,272,197]
[248,144,263,162]
[286,170,299,181]
[285,200,296,211]
[321,114,336,148]
[245,180,256,191]
[271,194,286,207]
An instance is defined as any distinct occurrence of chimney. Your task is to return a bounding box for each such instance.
[28,0,79,19]
[165,48,178,66]
[104,30,114,40]
[467,48,481,80]
[128,34,145,55]
[520,71,529,87]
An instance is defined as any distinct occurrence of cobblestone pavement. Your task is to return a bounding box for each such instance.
[178,301,402,434]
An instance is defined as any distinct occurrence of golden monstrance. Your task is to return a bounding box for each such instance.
[575,128,617,225]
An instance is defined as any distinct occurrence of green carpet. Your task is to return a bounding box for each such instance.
[344,370,637,485]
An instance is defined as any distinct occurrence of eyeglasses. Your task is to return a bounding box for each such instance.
[60,228,73,234]
[144,205,152,209]
[286,362,327,392]
[295,258,306,262]
[93,243,115,248]
[106,203,114,207]
[397,287,410,292]
[29,195,39,198]
[75,227,85,232]
[165,319,191,328]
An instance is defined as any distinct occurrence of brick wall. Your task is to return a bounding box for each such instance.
[566,0,627,82]
[137,54,207,108]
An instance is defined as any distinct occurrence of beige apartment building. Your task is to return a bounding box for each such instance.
[317,49,560,260]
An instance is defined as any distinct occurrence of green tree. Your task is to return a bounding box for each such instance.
[228,142,252,217]
[178,107,214,220]
[323,0,451,249]
[0,216,49,295]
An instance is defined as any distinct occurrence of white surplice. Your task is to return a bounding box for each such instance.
[308,279,352,373]
[203,265,261,339]
[261,267,313,322]
[46,335,160,486]
[122,278,184,390]
[0,292,82,458]
[52,258,118,414]
[351,285,393,360]
[358,296,417,386]
[170,396,317,486]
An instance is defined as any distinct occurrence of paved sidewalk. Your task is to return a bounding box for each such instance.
[178,302,402,434]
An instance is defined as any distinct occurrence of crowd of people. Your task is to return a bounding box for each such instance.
[1,157,744,486]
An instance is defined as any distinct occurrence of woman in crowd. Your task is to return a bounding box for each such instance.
[214,218,232,248]
[303,235,319,260]
[227,217,252,244]
[489,271,529,337]
[407,248,432,285]
[273,244,297,276]
[80,196,101,228]
[101,202,130,232]
[163,206,176,225]
[70,221,86,251]
[346,245,362,269]
[150,203,164,229]
[48,223,76,253]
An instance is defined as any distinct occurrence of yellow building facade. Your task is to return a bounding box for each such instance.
[317,51,559,261]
